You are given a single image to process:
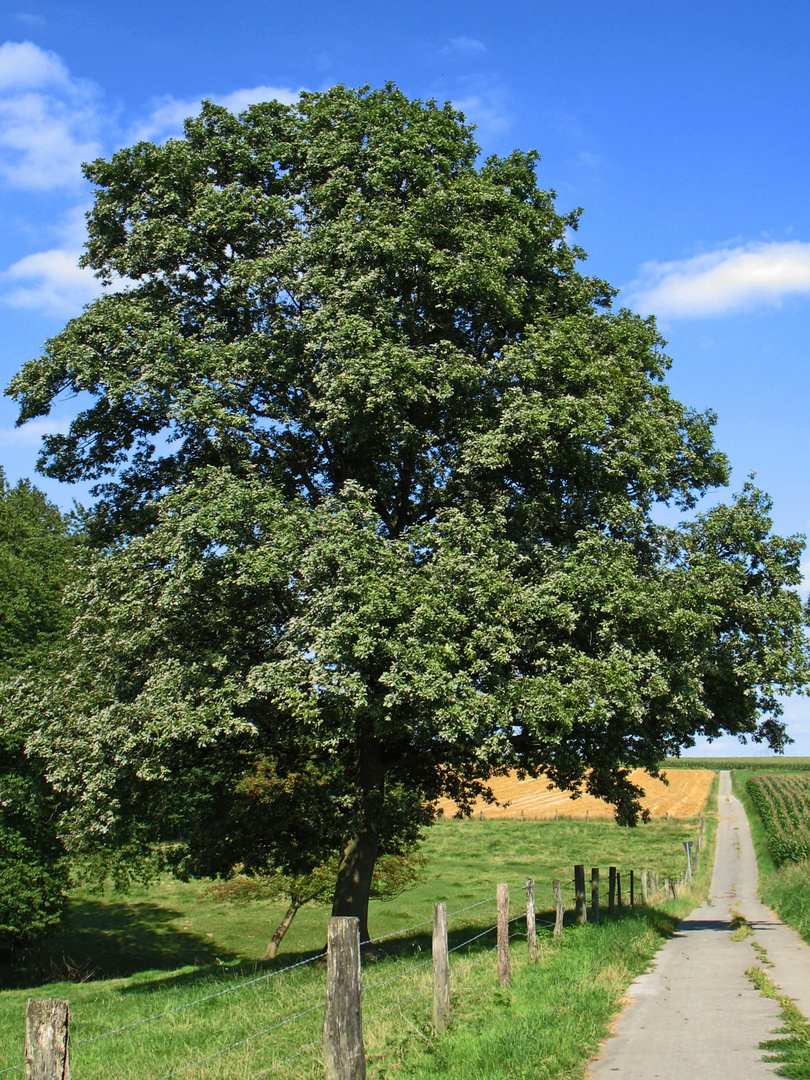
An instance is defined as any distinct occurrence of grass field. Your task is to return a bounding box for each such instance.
[0,777,718,1079]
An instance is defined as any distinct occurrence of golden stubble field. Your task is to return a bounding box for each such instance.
[434,768,714,820]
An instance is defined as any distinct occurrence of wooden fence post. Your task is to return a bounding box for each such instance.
[323,917,365,1080]
[497,883,511,986]
[640,870,648,904]
[608,866,616,917]
[617,870,622,908]
[25,999,70,1080]
[591,868,600,925]
[526,879,538,964]
[432,903,451,1034]
[630,870,634,908]
[553,879,564,940]
[574,865,587,925]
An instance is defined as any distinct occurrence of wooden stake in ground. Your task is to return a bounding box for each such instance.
[553,878,564,940]
[323,917,365,1080]
[432,902,451,1034]
[617,870,622,908]
[25,999,70,1080]
[641,870,648,905]
[497,883,511,986]
[630,870,635,908]
[574,864,587,925]
[608,866,617,917]
[591,867,600,925]
[526,878,538,963]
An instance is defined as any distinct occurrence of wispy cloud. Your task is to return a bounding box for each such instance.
[0,40,107,189]
[130,84,303,143]
[627,241,810,319]
[442,36,486,55]
[12,14,46,27]
[452,80,511,139]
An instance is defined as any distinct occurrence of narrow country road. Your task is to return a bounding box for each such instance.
[589,770,810,1079]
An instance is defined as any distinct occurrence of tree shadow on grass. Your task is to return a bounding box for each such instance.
[1,896,241,990]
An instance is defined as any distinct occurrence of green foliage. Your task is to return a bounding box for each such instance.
[5,84,810,933]
[0,470,80,957]
[745,774,810,866]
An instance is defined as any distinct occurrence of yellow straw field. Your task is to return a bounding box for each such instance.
[434,768,714,820]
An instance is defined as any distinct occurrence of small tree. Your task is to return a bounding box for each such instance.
[204,850,424,960]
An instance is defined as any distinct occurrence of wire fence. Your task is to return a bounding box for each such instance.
[14,858,696,1080]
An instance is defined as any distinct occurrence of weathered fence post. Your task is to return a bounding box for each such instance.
[497,883,511,986]
[616,870,622,909]
[432,902,451,1034]
[526,878,538,964]
[555,807,559,822]
[25,999,70,1080]
[630,870,635,908]
[323,917,365,1080]
[641,870,648,905]
[591,867,600,925]
[574,865,587,925]
[520,809,525,821]
[553,879,564,940]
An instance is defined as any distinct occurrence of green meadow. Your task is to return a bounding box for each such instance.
[1,790,717,1080]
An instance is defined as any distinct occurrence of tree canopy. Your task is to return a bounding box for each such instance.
[7,84,810,942]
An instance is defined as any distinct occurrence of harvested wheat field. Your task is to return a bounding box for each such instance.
[434,768,714,820]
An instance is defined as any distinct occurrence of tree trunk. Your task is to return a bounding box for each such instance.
[331,735,386,956]
[331,827,380,955]
[261,899,302,961]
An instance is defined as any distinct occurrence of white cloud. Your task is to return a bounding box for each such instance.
[2,246,102,316]
[130,84,303,143]
[0,414,72,447]
[627,241,810,319]
[0,40,106,189]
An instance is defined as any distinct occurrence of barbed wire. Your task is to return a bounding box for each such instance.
[75,949,327,1048]
[0,1064,21,1076]
[153,1000,326,1080]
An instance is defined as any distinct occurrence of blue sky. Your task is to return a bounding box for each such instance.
[1,0,809,754]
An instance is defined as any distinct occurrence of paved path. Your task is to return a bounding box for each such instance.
[589,770,810,1079]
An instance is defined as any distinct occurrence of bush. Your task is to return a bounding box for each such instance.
[0,823,67,959]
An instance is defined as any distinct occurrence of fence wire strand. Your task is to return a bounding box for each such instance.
[153,1000,326,1080]
[74,950,327,1048]
[447,922,498,954]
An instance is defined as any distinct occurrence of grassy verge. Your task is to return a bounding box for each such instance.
[747,965,810,1079]
[0,799,717,1079]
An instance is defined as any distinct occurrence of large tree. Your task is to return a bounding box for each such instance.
[7,85,810,943]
